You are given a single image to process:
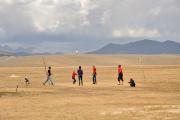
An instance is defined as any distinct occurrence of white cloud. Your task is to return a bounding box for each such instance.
[0,27,6,38]
[113,28,161,38]
[149,7,161,16]
[33,21,45,32]
[23,0,99,32]
[0,0,14,5]
[101,10,110,25]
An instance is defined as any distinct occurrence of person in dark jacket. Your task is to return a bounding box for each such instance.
[128,78,136,87]
[43,66,54,85]
[77,66,83,86]
[24,76,30,86]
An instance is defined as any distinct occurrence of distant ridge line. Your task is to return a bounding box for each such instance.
[87,40,180,54]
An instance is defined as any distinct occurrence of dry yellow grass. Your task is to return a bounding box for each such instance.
[0,54,180,120]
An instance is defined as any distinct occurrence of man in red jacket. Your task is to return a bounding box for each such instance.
[92,66,97,84]
[117,65,123,85]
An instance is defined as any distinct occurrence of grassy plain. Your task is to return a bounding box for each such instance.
[0,54,180,120]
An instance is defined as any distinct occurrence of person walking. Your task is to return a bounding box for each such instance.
[43,66,54,85]
[117,65,124,85]
[77,66,83,86]
[92,66,97,84]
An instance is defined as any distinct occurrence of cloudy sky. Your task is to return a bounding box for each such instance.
[0,0,180,53]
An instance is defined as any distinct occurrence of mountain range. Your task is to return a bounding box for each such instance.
[1,39,180,56]
[0,45,63,56]
[88,40,180,54]
[0,45,36,56]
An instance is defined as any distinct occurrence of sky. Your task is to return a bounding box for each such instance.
[0,0,180,53]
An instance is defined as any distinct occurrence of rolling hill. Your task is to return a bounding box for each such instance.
[88,40,180,54]
[0,51,14,56]
[0,45,63,56]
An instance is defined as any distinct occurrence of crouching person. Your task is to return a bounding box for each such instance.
[128,78,136,87]
[24,76,30,86]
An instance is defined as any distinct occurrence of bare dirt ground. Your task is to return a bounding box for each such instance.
[0,54,180,120]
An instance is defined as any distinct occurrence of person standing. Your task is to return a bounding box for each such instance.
[92,66,97,84]
[72,70,77,84]
[77,66,83,86]
[43,66,54,85]
[117,65,123,85]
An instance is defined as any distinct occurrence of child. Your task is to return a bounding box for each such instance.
[24,76,30,86]
[72,70,77,84]
[128,78,136,87]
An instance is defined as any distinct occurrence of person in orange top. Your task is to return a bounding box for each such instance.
[117,65,124,85]
[72,70,77,84]
[92,66,97,84]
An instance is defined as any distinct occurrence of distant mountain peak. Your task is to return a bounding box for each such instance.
[163,40,177,44]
